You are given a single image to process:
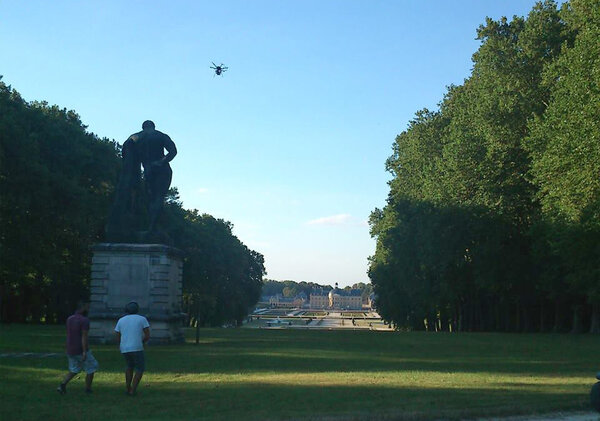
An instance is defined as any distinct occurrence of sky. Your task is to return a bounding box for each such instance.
[1,0,540,287]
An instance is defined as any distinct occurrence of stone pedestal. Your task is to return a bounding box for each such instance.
[89,243,184,344]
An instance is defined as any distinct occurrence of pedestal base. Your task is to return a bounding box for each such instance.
[89,243,185,344]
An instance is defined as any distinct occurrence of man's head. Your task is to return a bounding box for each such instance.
[142,120,155,130]
[125,301,139,314]
[77,300,90,316]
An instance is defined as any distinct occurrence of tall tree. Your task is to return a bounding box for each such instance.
[369,1,587,332]
[0,80,266,325]
[0,80,121,322]
[525,0,600,332]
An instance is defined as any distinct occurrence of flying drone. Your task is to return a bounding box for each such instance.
[210,62,228,76]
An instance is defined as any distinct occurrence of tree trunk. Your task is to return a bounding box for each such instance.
[451,305,459,333]
[477,302,484,331]
[502,303,508,332]
[494,302,501,332]
[0,284,4,323]
[570,305,583,334]
[467,302,474,331]
[553,299,561,333]
[195,301,201,345]
[522,306,531,333]
[589,303,600,334]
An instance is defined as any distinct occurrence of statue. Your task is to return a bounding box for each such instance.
[105,120,177,243]
[93,121,183,345]
[105,134,142,242]
[133,120,178,234]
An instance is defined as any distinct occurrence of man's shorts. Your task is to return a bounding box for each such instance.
[67,351,99,374]
[123,351,145,372]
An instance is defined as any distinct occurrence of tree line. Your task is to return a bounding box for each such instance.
[0,78,265,326]
[261,279,373,301]
[369,0,599,333]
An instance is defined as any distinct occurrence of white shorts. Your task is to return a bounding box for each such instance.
[67,350,99,374]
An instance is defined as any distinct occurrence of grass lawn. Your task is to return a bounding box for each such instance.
[342,313,368,318]
[1,324,598,421]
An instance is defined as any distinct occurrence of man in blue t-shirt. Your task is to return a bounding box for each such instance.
[115,301,150,396]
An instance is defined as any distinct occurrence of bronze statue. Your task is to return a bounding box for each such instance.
[105,120,177,243]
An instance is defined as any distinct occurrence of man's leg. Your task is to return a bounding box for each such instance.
[148,188,168,233]
[83,351,98,393]
[130,371,144,395]
[147,169,171,232]
[57,371,76,394]
[128,351,145,395]
[85,373,94,392]
[58,355,81,394]
[148,198,161,232]
[125,368,133,393]
[123,352,134,394]
[62,371,77,385]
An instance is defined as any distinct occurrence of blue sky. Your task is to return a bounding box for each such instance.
[1,1,540,286]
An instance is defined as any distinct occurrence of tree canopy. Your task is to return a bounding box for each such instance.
[369,0,600,333]
[0,78,265,326]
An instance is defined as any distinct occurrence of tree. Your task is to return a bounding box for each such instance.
[0,79,266,327]
[368,1,589,333]
[525,0,600,332]
[0,79,120,322]
[162,195,265,331]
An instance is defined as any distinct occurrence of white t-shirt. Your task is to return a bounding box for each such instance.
[114,314,150,353]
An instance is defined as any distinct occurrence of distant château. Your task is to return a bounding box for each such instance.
[267,291,308,308]
[259,282,375,311]
[309,283,362,310]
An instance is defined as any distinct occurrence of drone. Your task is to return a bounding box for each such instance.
[210,62,228,76]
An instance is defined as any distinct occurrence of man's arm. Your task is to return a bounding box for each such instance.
[142,327,150,344]
[162,135,177,164]
[81,329,89,360]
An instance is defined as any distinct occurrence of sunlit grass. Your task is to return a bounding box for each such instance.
[1,324,598,420]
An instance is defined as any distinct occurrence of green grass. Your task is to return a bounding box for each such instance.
[246,318,309,328]
[342,312,368,318]
[1,324,598,421]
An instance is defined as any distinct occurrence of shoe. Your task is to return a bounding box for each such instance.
[57,384,66,395]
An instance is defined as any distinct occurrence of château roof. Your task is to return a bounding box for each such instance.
[310,288,362,298]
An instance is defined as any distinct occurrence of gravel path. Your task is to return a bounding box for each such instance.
[0,352,61,358]
[474,411,598,420]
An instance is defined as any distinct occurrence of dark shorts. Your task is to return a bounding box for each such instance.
[123,351,145,372]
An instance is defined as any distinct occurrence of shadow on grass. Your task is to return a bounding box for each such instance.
[0,373,591,421]
[1,325,597,420]
[1,325,600,377]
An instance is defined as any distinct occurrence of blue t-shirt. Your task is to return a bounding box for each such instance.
[115,314,150,353]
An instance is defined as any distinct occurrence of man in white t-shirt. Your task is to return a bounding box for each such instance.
[115,301,150,396]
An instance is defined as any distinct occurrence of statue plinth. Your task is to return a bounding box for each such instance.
[89,243,185,344]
